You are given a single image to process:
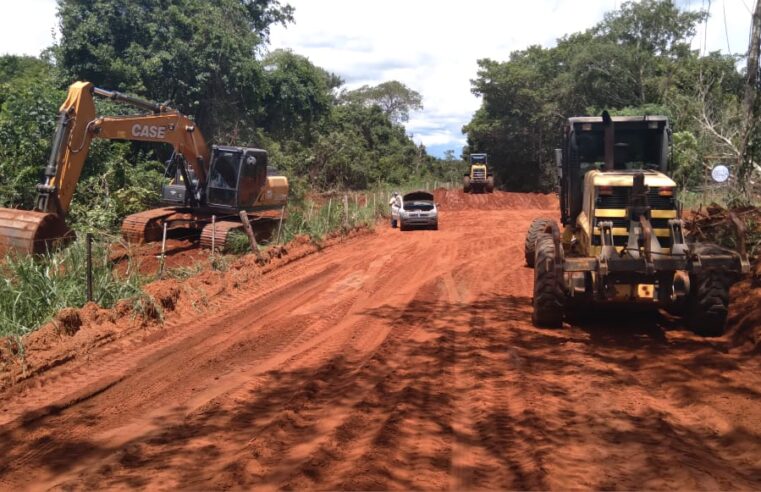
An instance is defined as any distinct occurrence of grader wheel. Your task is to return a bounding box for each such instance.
[524,217,556,267]
[687,270,730,337]
[532,233,564,328]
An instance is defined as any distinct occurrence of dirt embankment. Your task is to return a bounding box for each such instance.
[0,227,370,392]
[686,203,761,350]
[433,188,557,211]
[0,190,760,490]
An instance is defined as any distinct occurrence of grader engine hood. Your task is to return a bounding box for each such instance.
[588,170,676,188]
[469,165,489,181]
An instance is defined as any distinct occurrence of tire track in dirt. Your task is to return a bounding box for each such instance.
[2,191,761,490]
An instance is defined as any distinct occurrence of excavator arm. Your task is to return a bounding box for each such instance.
[37,81,210,215]
[0,81,211,254]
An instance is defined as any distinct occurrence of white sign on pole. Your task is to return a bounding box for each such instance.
[711,164,730,183]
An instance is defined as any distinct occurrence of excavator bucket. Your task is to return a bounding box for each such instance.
[0,208,73,255]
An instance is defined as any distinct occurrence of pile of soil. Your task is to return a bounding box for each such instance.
[685,203,761,350]
[726,261,761,350]
[685,203,761,255]
[433,188,558,211]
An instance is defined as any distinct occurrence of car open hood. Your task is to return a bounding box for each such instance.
[403,191,434,202]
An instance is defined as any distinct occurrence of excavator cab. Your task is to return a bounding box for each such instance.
[206,146,268,211]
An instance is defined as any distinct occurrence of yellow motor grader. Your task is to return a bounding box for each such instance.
[463,153,495,193]
[525,112,749,336]
[0,81,288,254]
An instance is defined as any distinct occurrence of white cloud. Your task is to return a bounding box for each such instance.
[0,0,753,157]
[270,0,753,156]
[0,0,57,57]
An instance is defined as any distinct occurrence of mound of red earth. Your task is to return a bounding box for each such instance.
[685,203,761,350]
[727,260,761,350]
[432,188,557,211]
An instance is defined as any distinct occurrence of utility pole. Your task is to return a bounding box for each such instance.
[740,0,761,184]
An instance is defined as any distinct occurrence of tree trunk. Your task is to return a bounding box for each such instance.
[739,0,761,185]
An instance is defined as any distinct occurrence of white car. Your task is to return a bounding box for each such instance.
[392,191,438,231]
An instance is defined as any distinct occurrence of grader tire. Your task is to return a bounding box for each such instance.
[687,270,730,337]
[463,176,471,193]
[532,233,564,328]
[486,176,495,193]
[524,217,555,268]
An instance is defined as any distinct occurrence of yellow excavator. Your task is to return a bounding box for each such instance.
[0,81,288,254]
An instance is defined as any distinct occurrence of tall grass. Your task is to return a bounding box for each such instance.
[0,236,144,338]
[0,182,458,338]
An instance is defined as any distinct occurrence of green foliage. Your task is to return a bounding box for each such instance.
[57,0,293,138]
[671,131,702,189]
[0,73,65,208]
[0,56,52,87]
[68,144,165,231]
[259,49,339,144]
[464,0,745,193]
[341,81,423,124]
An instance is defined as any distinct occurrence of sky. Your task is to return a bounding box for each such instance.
[0,0,756,157]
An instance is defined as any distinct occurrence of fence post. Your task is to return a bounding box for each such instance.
[159,222,167,278]
[239,210,263,261]
[86,232,93,303]
[343,194,350,228]
[211,215,216,263]
[327,198,332,228]
[276,204,286,243]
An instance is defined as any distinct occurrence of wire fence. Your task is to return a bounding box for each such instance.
[0,181,461,338]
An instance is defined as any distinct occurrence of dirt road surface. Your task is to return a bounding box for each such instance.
[1,191,761,490]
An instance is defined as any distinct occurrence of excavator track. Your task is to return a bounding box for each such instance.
[121,207,181,244]
[199,220,244,251]
[0,208,73,255]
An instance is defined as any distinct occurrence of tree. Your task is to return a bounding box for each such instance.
[462,0,743,192]
[56,0,294,138]
[259,49,339,144]
[740,0,761,185]
[341,81,423,123]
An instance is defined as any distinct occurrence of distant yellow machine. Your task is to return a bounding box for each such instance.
[463,153,494,193]
[0,81,288,254]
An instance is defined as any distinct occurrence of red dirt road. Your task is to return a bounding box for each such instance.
[2,191,761,490]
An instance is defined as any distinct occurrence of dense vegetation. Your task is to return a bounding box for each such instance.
[0,0,460,232]
[464,0,759,196]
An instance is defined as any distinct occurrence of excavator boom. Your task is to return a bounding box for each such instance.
[0,81,211,254]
